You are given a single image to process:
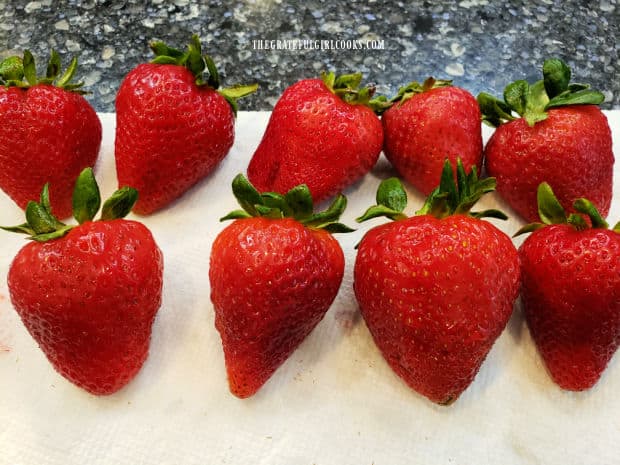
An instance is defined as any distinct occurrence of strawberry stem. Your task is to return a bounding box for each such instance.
[416,159,506,220]
[357,159,507,224]
[149,34,258,115]
[0,168,139,242]
[321,70,391,114]
[514,183,615,236]
[221,174,354,233]
[389,77,452,106]
[0,50,86,93]
[0,56,24,81]
[478,58,605,128]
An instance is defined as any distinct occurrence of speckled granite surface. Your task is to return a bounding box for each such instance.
[0,0,618,111]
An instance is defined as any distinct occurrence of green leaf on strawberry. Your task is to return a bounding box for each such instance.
[1,168,138,242]
[56,57,79,88]
[477,92,515,127]
[284,186,313,220]
[222,174,354,233]
[0,49,87,93]
[356,177,408,222]
[503,80,529,115]
[22,50,37,86]
[101,187,139,221]
[478,58,605,127]
[389,77,453,106]
[543,58,571,97]
[45,50,62,81]
[514,182,616,236]
[320,70,391,113]
[358,159,507,224]
[72,168,101,224]
[149,34,258,115]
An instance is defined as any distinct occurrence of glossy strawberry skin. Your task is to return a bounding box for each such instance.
[0,85,101,219]
[520,225,620,390]
[8,219,163,395]
[247,78,383,202]
[485,106,613,223]
[382,86,482,195]
[115,63,234,215]
[210,217,344,398]
[354,215,520,404]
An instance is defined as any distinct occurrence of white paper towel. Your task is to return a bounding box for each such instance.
[0,111,619,465]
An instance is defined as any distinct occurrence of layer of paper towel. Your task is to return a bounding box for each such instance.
[0,112,619,465]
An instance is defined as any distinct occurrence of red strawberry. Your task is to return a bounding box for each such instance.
[354,161,520,404]
[209,175,350,397]
[115,35,257,215]
[247,72,384,202]
[2,169,163,395]
[517,183,620,390]
[0,50,102,219]
[382,78,482,195]
[479,58,613,223]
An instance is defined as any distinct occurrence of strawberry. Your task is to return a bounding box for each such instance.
[0,50,102,219]
[115,35,257,215]
[479,58,613,223]
[247,72,384,203]
[209,175,351,398]
[516,183,620,390]
[2,169,163,395]
[354,161,520,404]
[382,78,482,195]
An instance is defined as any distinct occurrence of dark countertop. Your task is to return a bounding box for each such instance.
[1,0,618,112]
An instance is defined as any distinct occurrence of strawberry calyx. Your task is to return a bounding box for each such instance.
[514,183,620,236]
[478,58,605,127]
[357,159,507,223]
[221,174,354,233]
[150,34,257,115]
[0,49,87,93]
[321,71,391,114]
[1,168,138,242]
[388,77,452,106]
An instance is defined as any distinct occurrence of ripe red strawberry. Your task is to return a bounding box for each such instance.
[2,169,163,395]
[247,72,384,202]
[210,175,351,398]
[354,161,520,404]
[115,35,257,215]
[479,58,613,223]
[0,50,102,219]
[517,183,620,390]
[382,78,482,195]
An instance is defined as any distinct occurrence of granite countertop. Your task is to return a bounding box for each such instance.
[0,0,618,112]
